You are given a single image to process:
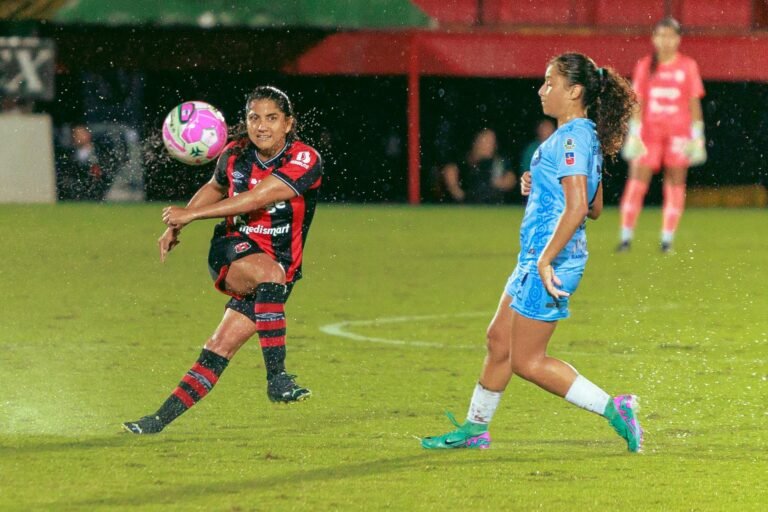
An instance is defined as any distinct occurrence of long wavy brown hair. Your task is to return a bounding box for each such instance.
[549,53,636,158]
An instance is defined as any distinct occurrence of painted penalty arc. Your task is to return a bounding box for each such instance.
[319,312,487,349]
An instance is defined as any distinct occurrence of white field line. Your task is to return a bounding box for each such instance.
[319,312,487,349]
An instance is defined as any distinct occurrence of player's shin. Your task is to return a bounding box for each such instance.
[123,348,230,434]
[466,382,502,431]
[619,178,649,241]
[253,282,288,379]
[156,349,230,425]
[662,183,686,245]
[564,374,610,415]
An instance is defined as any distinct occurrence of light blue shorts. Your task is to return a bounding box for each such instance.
[504,266,584,322]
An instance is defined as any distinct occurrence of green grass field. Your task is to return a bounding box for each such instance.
[1,204,766,511]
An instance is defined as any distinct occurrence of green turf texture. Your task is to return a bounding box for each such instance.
[0,204,765,511]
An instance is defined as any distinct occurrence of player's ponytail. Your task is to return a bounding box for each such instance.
[550,52,636,158]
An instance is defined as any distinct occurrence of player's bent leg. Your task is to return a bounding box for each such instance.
[225,253,286,298]
[122,311,256,434]
[507,312,574,396]
[227,283,310,403]
[478,291,515,392]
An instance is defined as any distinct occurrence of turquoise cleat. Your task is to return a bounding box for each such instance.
[421,412,491,450]
[605,394,644,453]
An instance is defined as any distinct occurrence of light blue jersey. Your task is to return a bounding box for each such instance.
[517,118,602,273]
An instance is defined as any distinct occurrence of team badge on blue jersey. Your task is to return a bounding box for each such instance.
[565,151,575,166]
[564,138,576,150]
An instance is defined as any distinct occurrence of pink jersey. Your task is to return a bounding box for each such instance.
[633,53,705,127]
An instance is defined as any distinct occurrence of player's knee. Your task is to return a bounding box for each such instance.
[485,327,509,361]
[226,260,285,296]
[204,334,237,359]
[261,264,286,285]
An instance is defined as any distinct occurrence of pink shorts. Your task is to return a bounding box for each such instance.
[638,122,690,171]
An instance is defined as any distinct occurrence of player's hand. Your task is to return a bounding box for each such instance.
[621,119,647,162]
[684,121,707,166]
[162,206,194,228]
[537,261,570,299]
[520,171,532,196]
[158,227,181,263]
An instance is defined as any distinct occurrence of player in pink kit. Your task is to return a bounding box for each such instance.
[618,17,706,253]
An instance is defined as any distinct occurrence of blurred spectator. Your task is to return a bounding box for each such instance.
[519,119,556,173]
[80,70,146,201]
[56,124,120,201]
[441,128,517,204]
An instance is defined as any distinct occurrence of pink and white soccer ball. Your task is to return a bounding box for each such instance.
[162,101,228,165]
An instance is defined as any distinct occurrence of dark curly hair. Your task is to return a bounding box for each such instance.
[549,52,636,158]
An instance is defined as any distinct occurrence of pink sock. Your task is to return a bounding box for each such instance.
[620,179,649,231]
[662,183,686,235]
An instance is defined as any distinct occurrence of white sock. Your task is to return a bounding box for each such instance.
[466,383,503,425]
[621,227,634,243]
[564,375,611,416]
[661,230,674,244]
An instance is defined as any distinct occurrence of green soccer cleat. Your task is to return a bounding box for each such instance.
[605,394,643,452]
[421,412,491,449]
[122,415,165,435]
[267,372,312,403]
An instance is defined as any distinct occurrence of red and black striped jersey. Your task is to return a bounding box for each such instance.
[213,138,322,283]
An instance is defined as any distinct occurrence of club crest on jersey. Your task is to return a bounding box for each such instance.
[234,242,251,254]
[565,151,575,166]
[564,138,576,150]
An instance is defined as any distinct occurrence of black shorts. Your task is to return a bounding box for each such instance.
[207,224,267,297]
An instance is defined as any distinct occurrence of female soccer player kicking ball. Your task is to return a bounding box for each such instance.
[123,86,322,434]
[421,53,643,452]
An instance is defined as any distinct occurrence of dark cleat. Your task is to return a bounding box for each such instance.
[267,372,311,403]
[616,240,632,253]
[122,415,165,434]
[660,241,673,254]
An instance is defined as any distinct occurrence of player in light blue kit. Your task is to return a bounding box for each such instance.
[421,53,644,452]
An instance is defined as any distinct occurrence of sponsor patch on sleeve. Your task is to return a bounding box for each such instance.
[289,159,310,170]
[565,151,575,166]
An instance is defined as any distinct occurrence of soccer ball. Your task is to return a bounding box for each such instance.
[161,101,228,165]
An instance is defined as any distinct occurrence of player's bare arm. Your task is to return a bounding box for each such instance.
[163,175,296,227]
[689,96,703,122]
[537,174,589,298]
[158,178,228,261]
